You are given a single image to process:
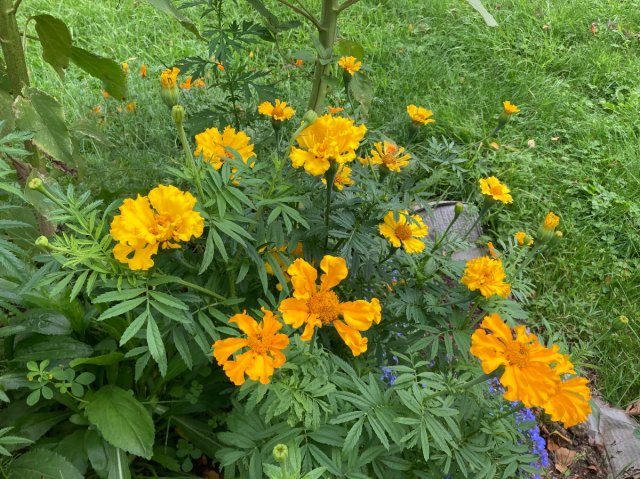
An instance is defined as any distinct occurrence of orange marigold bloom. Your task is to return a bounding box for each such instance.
[322,164,354,191]
[193,78,205,88]
[470,314,563,408]
[479,176,513,204]
[290,114,366,176]
[379,210,428,254]
[194,126,256,170]
[487,241,500,258]
[180,76,193,90]
[368,141,411,172]
[461,256,511,298]
[295,58,304,66]
[212,308,289,385]
[92,106,102,114]
[328,106,344,114]
[503,101,520,115]
[514,231,533,246]
[337,56,362,76]
[126,102,136,112]
[101,91,110,98]
[160,67,180,89]
[542,377,592,428]
[140,64,147,78]
[406,104,435,126]
[543,211,560,231]
[258,99,295,122]
[278,256,381,356]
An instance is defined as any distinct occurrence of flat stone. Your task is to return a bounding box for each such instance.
[415,201,482,243]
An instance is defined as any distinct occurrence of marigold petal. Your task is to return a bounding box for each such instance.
[401,237,425,253]
[378,223,401,247]
[339,300,375,331]
[543,377,591,428]
[278,297,311,328]
[222,351,255,386]
[300,318,321,341]
[287,258,318,299]
[229,312,260,336]
[333,319,368,356]
[319,255,348,291]
[245,353,275,384]
[212,337,248,365]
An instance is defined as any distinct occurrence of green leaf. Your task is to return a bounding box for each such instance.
[19,308,71,335]
[14,88,74,165]
[119,311,148,346]
[9,449,83,479]
[107,446,131,479]
[149,290,189,310]
[336,39,364,60]
[171,415,220,459]
[69,352,124,367]
[69,47,127,99]
[97,297,146,321]
[146,313,167,376]
[466,0,498,27]
[13,335,92,362]
[145,0,203,39]
[349,73,374,116]
[93,288,146,304]
[33,15,72,79]
[85,386,154,459]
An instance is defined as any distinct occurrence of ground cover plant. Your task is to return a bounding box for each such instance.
[1,0,639,477]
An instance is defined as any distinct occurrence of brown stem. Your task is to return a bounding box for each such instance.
[307,0,339,113]
[0,0,30,97]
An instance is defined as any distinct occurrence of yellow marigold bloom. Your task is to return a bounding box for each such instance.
[322,164,354,191]
[328,106,344,114]
[101,91,110,98]
[542,377,591,428]
[180,76,193,90]
[278,256,381,356]
[92,106,101,114]
[369,141,411,172]
[122,62,129,74]
[503,101,520,115]
[216,61,225,72]
[514,231,534,246]
[461,256,511,298]
[212,308,289,386]
[337,56,362,76]
[290,114,366,176]
[140,64,147,78]
[406,104,435,126]
[487,241,500,258]
[194,126,256,170]
[258,99,295,122]
[543,211,560,231]
[110,185,204,271]
[470,313,563,408]
[295,58,303,66]
[479,176,513,204]
[379,210,428,254]
[160,67,180,89]
[193,78,205,88]
[126,102,136,113]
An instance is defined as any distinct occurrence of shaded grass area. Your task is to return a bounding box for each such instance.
[18,0,640,405]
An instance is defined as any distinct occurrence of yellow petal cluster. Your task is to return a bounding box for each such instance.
[322,164,354,191]
[503,100,520,115]
[543,211,560,231]
[194,126,256,170]
[290,114,366,176]
[406,104,435,126]
[471,313,591,428]
[258,99,295,122]
[460,256,511,298]
[110,185,204,271]
[160,67,180,89]
[368,141,411,172]
[337,56,362,76]
[213,308,289,385]
[479,176,513,204]
[278,256,381,356]
[514,231,533,246]
[379,210,428,253]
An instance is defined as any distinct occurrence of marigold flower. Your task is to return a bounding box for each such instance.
[193,78,205,88]
[542,377,592,428]
[180,76,193,90]
[322,164,354,191]
[406,104,435,126]
[461,256,511,298]
[470,314,565,408]
[126,102,136,113]
[213,308,289,385]
[92,106,102,114]
[379,210,428,253]
[278,256,381,356]
[295,58,304,66]
[160,67,180,89]
[258,99,295,122]
[337,56,362,76]
[515,231,533,246]
[101,91,110,98]
[140,64,147,78]
[290,114,366,176]
[487,241,500,258]
[543,211,560,231]
[194,126,256,170]
[328,106,344,114]
[503,101,520,115]
[479,176,513,204]
[122,62,129,74]
[369,141,411,172]
[110,185,204,270]
[217,61,225,72]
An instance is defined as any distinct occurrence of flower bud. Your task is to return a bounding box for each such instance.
[302,110,318,125]
[272,444,288,463]
[28,177,43,190]
[35,236,49,247]
[160,67,180,108]
[619,315,629,325]
[172,105,185,125]
[454,202,464,217]
[554,230,563,238]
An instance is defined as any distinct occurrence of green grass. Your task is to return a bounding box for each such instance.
[17,0,640,406]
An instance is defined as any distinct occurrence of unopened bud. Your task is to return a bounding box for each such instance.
[619,315,629,325]
[302,110,318,124]
[172,105,185,125]
[161,87,179,108]
[454,202,464,217]
[554,231,563,238]
[28,178,43,190]
[35,236,49,247]
[272,444,288,463]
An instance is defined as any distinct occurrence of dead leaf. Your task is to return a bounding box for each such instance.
[591,22,598,35]
[489,142,500,150]
[550,430,573,445]
[555,447,577,473]
[551,136,561,141]
[527,139,536,148]
[626,400,640,415]
[547,440,561,452]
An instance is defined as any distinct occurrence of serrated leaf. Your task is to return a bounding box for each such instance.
[93,288,146,304]
[33,15,72,78]
[9,448,83,479]
[85,386,154,459]
[146,313,167,376]
[70,352,124,368]
[149,290,188,310]
[119,311,148,346]
[97,297,146,321]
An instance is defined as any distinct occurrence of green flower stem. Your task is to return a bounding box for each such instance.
[460,201,491,242]
[169,277,227,302]
[323,163,337,247]
[421,369,503,403]
[378,247,397,265]
[430,212,461,253]
[175,118,206,204]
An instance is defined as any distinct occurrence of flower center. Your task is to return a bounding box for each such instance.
[394,224,413,241]
[272,106,284,119]
[247,332,272,355]
[490,186,504,196]
[504,341,530,368]
[382,153,397,166]
[308,291,341,325]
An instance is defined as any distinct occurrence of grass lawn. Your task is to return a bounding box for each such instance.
[19,0,640,406]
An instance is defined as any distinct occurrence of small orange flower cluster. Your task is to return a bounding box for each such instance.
[471,313,591,428]
[461,256,511,299]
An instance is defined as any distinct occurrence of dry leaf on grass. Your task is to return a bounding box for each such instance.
[554,447,577,474]
[625,400,640,416]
